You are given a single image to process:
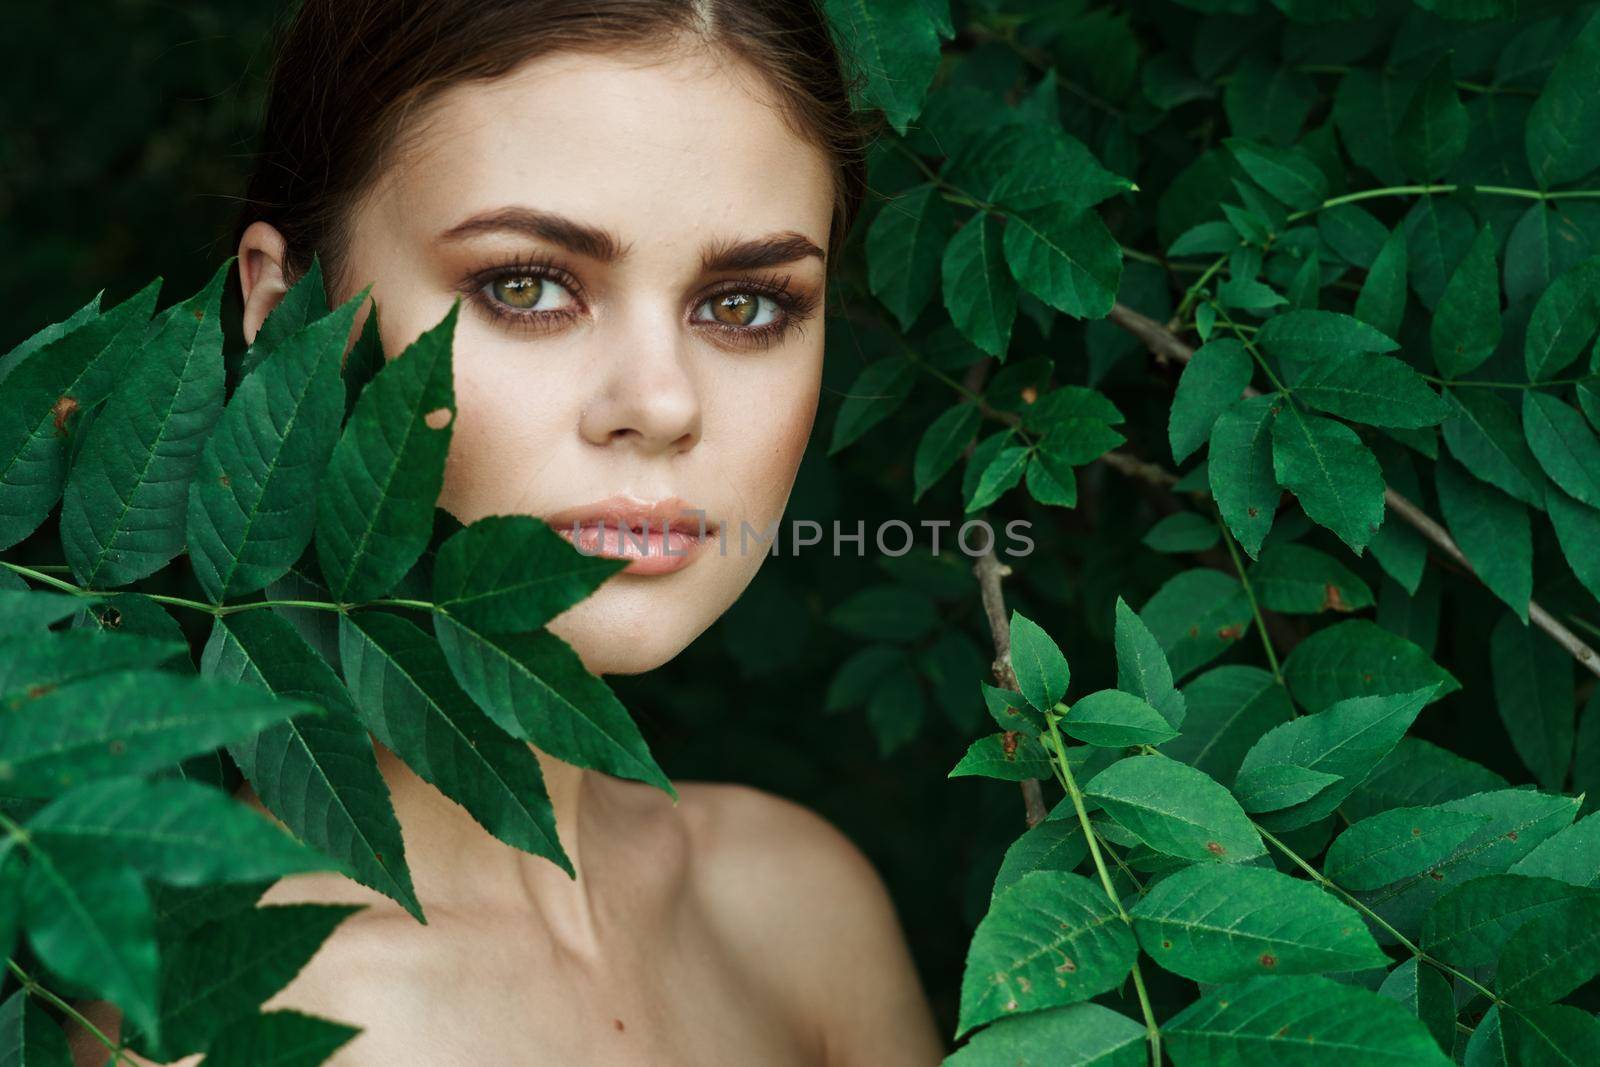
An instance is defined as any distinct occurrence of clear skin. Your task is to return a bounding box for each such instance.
[68,45,944,1067]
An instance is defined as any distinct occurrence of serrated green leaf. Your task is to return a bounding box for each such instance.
[316,302,457,603]
[867,183,955,330]
[1289,352,1449,429]
[1132,863,1388,982]
[432,613,673,798]
[1083,754,1264,862]
[1510,812,1600,888]
[0,281,159,551]
[1441,388,1548,508]
[1422,872,1591,969]
[1209,394,1281,557]
[1325,807,1492,890]
[948,731,1055,781]
[1490,610,1574,792]
[1247,542,1373,614]
[956,870,1137,1037]
[992,820,1087,899]
[1281,619,1459,713]
[828,355,916,455]
[61,262,230,588]
[1232,764,1343,814]
[239,255,329,381]
[188,290,364,602]
[1257,309,1400,364]
[1160,666,1294,786]
[0,669,314,798]
[1062,689,1177,748]
[1170,339,1252,463]
[1523,390,1600,507]
[823,0,942,133]
[1002,206,1122,320]
[1397,56,1467,181]
[1524,256,1600,381]
[192,1009,360,1067]
[339,611,572,874]
[942,214,1016,358]
[1436,457,1532,622]
[431,514,625,634]
[1525,10,1600,187]
[1496,893,1600,1005]
[913,403,980,502]
[1166,974,1452,1066]
[1271,403,1386,554]
[1009,610,1069,713]
[0,988,74,1067]
[1355,224,1409,339]
[1431,225,1501,379]
[1139,568,1254,681]
[1547,488,1600,605]
[200,610,421,923]
[1375,957,1455,1054]
[945,1001,1144,1067]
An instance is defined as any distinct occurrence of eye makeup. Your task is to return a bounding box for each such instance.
[455,252,822,350]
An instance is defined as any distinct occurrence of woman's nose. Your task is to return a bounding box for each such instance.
[577,309,702,455]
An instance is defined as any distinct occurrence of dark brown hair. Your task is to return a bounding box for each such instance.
[235,0,877,294]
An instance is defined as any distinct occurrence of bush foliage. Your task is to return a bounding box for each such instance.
[3,0,1600,1064]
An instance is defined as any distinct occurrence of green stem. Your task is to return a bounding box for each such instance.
[1045,711,1163,1064]
[6,961,137,1065]
[1255,825,1503,1007]
[1421,371,1600,390]
[1214,304,1289,394]
[1213,510,1285,688]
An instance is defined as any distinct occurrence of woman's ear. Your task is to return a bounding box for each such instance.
[238,220,292,346]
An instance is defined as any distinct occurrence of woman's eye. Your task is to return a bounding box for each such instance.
[486,274,575,312]
[698,292,781,329]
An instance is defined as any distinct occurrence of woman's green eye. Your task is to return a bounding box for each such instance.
[702,292,779,328]
[488,274,573,312]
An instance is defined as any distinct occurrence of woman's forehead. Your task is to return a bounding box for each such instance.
[365,49,834,259]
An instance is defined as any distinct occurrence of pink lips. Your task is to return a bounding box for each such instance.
[542,495,717,576]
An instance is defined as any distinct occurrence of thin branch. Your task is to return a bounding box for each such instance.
[1107,302,1600,680]
[972,549,1050,827]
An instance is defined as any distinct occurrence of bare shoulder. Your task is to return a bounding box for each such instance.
[675,781,947,1066]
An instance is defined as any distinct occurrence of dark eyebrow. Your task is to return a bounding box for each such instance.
[436,206,824,272]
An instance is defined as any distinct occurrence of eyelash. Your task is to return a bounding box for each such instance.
[458,253,820,351]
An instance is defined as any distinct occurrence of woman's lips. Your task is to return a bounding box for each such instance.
[543,495,717,576]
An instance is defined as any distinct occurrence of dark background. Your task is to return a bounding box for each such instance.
[5,0,1576,1044]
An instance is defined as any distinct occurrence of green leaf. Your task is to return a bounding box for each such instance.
[1436,457,1532,622]
[1226,139,1328,211]
[823,0,942,133]
[1288,352,1449,429]
[1355,225,1409,339]
[316,302,457,603]
[1113,596,1186,728]
[60,262,230,587]
[1002,206,1122,320]
[948,731,1054,781]
[992,821,1087,899]
[1166,974,1453,1066]
[1232,764,1343,814]
[1139,568,1254,681]
[188,290,364,602]
[1062,689,1178,748]
[866,183,954,329]
[190,1009,360,1067]
[1405,197,1476,311]
[1524,256,1600,381]
[339,611,572,874]
[1132,863,1388,982]
[134,903,361,1059]
[829,584,938,643]
[1431,225,1502,379]
[0,989,74,1067]
[433,613,673,798]
[1502,1004,1600,1067]
[432,514,625,634]
[1441,388,1548,508]
[1083,753,1264,863]
[944,123,1132,217]
[1238,685,1441,830]
[1375,957,1456,1054]
[956,870,1137,1038]
[200,610,422,922]
[1319,204,1390,269]
[1505,203,1596,307]
[941,214,1017,358]
[1247,542,1373,614]
[0,669,313,798]
[1496,893,1600,1005]
[1523,390,1600,507]
[26,777,334,886]
[1510,812,1600,888]
[1422,873,1592,969]
[828,355,916,455]
[983,681,1048,736]
[1325,807,1492,890]
[1525,10,1600,187]
[1008,610,1070,713]
[1160,666,1294,786]
[0,280,159,551]
[1282,619,1459,713]
[966,445,1029,512]
[1397,55,1468,181]
[1334,69,1415,186]
[0,589,99,637]
[913,403,980,502]
[1170,339,1252,463]
[1270,403,1386,554]
[21,843,161,1043]
[1256,310,1400,364]
[1343,738,1507,823]
[239,255,329,380]
[1209,394,1281,557]
[1490,610,1574,792]
[945,1002,1144,1067]
[1548,489,1600,605]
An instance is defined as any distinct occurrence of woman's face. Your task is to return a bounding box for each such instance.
[330,47,834,674]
